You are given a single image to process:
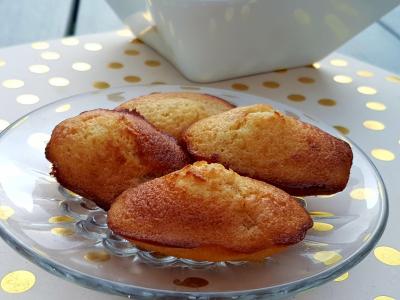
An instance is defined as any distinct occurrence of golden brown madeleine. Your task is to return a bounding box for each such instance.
[45,109,190,210]
[115,92,235,141]
[108,161,313,261]
[183,104,353,196]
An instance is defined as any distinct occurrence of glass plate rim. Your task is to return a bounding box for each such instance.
[0,85,389,298]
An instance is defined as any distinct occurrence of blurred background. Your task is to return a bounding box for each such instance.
[0,0,399,73]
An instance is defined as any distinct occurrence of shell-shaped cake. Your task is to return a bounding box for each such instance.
[108,161,313,261]
[183,104,353,196]
[116,92,235,141]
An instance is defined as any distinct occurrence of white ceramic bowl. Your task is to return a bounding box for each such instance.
[107,0,400,82]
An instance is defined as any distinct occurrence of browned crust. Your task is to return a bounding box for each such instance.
[115,92,236,111]
[182,106,353,196]
[45,109,190,210]
[117,109,191,173]
[108,163,313,256]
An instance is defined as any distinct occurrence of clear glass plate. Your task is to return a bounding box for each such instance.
[0,85,387,299]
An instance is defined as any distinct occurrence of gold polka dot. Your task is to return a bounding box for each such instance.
[231,83,249,91]
[29,64,50,74]
[31,41,49,50]
[93,81,110,89]
[262,81,280,88]
[363,120,385,131]
[330,59,348,67]
[180,86,201,90]
[385,75,400,84]
[151,81,166,85]
[334,272,349,282]
[298,77,315,84]
[84,43,103,51]
[40,51,60,60]
[145,60,161,67]
[0,205,14,220]
[55,104,71,112]
[350,188,375,200]
[371,148,395,161]
[312,62,321,69]
[27,133,50,150]
[124,76,142,83]
[124,49,140,56]
[287,94,306,102]
[0,119,10,131]
[116,28,133,37]
[313,251,342,265]
[374,296,395,300]
[360,233,370,243]
[48,215,75,224]
[0,59,6,67]
[309,211,335,217]
[273,68,288,73]
[318,98,336,106]
[131,38,144,44]
[357,86,377,95]
[51,227,74,236]
[356,70,374,77]
[318,194,336,198]
[108,62,124,69]
[374,246,400,266]
[72,62,91,71]
[313,222,334,231]
[333,75,352,84]
[2,79,24,89]
[63,188,80,198]
[61,37,79,46]
[48,77,70,87]
[1,270,35,293]
[366,102,386,111]
[334,125,349,135]
[84,250,111,262]
[107,92,125,102]
[16,94,40,105]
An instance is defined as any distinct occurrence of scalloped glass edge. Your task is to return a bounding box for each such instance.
[0,85,389,299]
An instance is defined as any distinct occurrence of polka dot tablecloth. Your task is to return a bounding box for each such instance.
[0,29,399,299]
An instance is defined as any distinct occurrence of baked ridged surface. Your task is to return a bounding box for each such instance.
[116,92,235,140]
[183,104,353,195]
[45,109,190,210]
[108,161,313,261]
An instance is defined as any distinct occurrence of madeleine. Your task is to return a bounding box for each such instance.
[46,109,190,210]
[183,104,353,196]
[108,161,313,261]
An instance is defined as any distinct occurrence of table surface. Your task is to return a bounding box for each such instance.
[0,0,400,74]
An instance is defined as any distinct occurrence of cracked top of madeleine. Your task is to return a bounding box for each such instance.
[108,161,313,256]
